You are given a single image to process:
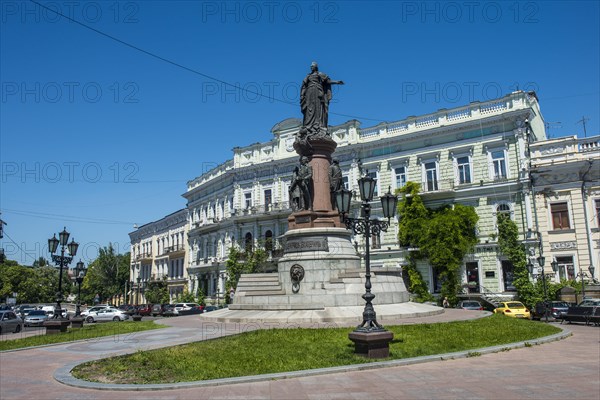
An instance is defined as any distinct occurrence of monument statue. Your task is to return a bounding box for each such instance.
[329,159,342,209]
[297,156,313,211]
[289,166,302,211]
[299,62,344,140]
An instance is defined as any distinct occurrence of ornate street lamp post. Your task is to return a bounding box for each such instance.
[136,276,141,308]
[47,227,79,320]
[528,256,558,322]
[576,266,596,303]
[336,175,398,358]
[74,260,87,317]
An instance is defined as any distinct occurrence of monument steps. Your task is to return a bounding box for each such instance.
[236,273,284,296]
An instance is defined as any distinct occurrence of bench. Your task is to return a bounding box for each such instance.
[561,306,600,326]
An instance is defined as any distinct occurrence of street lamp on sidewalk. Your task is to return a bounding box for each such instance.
[336,175,398,358]
[576,266,596,302]
[74,260,87,317]
[47,227,79,320]
[527,256,558,322]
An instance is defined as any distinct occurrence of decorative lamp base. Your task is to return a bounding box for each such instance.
[43,320,71,335]
[348,329,394,358]
[70,317,84,328]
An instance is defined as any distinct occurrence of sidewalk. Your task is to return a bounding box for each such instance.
[1,310,598,400]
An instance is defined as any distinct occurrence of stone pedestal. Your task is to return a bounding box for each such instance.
[289,136,343,230]
[70,317,84,328]
[231,228,410,311]
[43,319,71,335]
[348,330,394,358]
[132,315,143,322]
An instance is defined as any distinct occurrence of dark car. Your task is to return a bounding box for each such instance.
[532,301,570,320]
[457,300,484,310]
[203,305,218,313]
[161,304,178,317]
[118,304,137,315]
[151,304,170,317]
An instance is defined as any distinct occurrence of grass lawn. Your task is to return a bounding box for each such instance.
[72,315,561,384]
[0,321,165,351]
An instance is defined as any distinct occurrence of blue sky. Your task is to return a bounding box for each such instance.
[1,0,599,265]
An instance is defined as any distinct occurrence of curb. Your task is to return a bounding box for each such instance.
[54,325,572,391]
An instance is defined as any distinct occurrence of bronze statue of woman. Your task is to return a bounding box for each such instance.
[300,62,344,137]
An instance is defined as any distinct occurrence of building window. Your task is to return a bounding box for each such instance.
[456,156,471,184]
[265,230,273,252]
[490,149,507,180]
[264,189,272,208]
[342,176,349,190]
[595,199,600,227]
[502,260,516,291]
[244,232,253,252]
[551,202,570,230]
[394,166,407,190]
[367,171,379,197]
[556,256,575,280]
[496,203,512,219]
[424,161,438,191]
[244,192,252,209]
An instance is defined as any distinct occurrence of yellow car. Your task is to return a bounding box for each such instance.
[493,301,531,318]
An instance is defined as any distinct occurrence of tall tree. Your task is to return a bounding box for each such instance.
[397,182,479,305]
[81,244,130,304]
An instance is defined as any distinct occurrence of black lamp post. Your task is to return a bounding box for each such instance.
[74,260,87,317]
[528,256,558,322]
[48,227,79,320]
[576,266,595,302]
[336,175,398,358]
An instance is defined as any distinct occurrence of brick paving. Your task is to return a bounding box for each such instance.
[0,310,598,400]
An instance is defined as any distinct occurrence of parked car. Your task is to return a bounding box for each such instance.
[24,310,49,327]
[203,305,218,313]
[85,307,129,323]
[117,304,136,315]
[18,306,36,319]
[0,310,23,334]
[578,299,600,307]
[161,304,178,317]
[80,305,111,317]
[174,303,203,315]
[151,304,170,317]
[532,301,570,320]
[457,300,484,310]
[493,301,531,319]
[136,304,152,316]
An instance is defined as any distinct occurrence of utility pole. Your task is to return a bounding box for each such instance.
[576,116,589,138]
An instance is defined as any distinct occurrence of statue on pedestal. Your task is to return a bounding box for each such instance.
[289,156,313,211]
[329,159,342,209]
[298,62,344,144]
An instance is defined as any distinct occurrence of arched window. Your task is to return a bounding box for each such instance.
[245,232,253,252]
[265,230,273,252]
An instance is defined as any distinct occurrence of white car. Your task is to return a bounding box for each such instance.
[80,305,110,317]
[84,307,129,323]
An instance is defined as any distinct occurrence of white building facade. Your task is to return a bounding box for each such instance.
[129,209,189,303]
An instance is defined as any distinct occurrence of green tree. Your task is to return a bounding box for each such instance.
[397,182,479,305]
[224,246,268,291]
[0,260,69,304]
[144,277,169,304]
[496,214,537,308]
[32,257,49,268]
[81,245,130,304]
[176,287,197,303]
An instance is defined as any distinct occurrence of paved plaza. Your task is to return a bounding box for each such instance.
[0,310,598,400]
